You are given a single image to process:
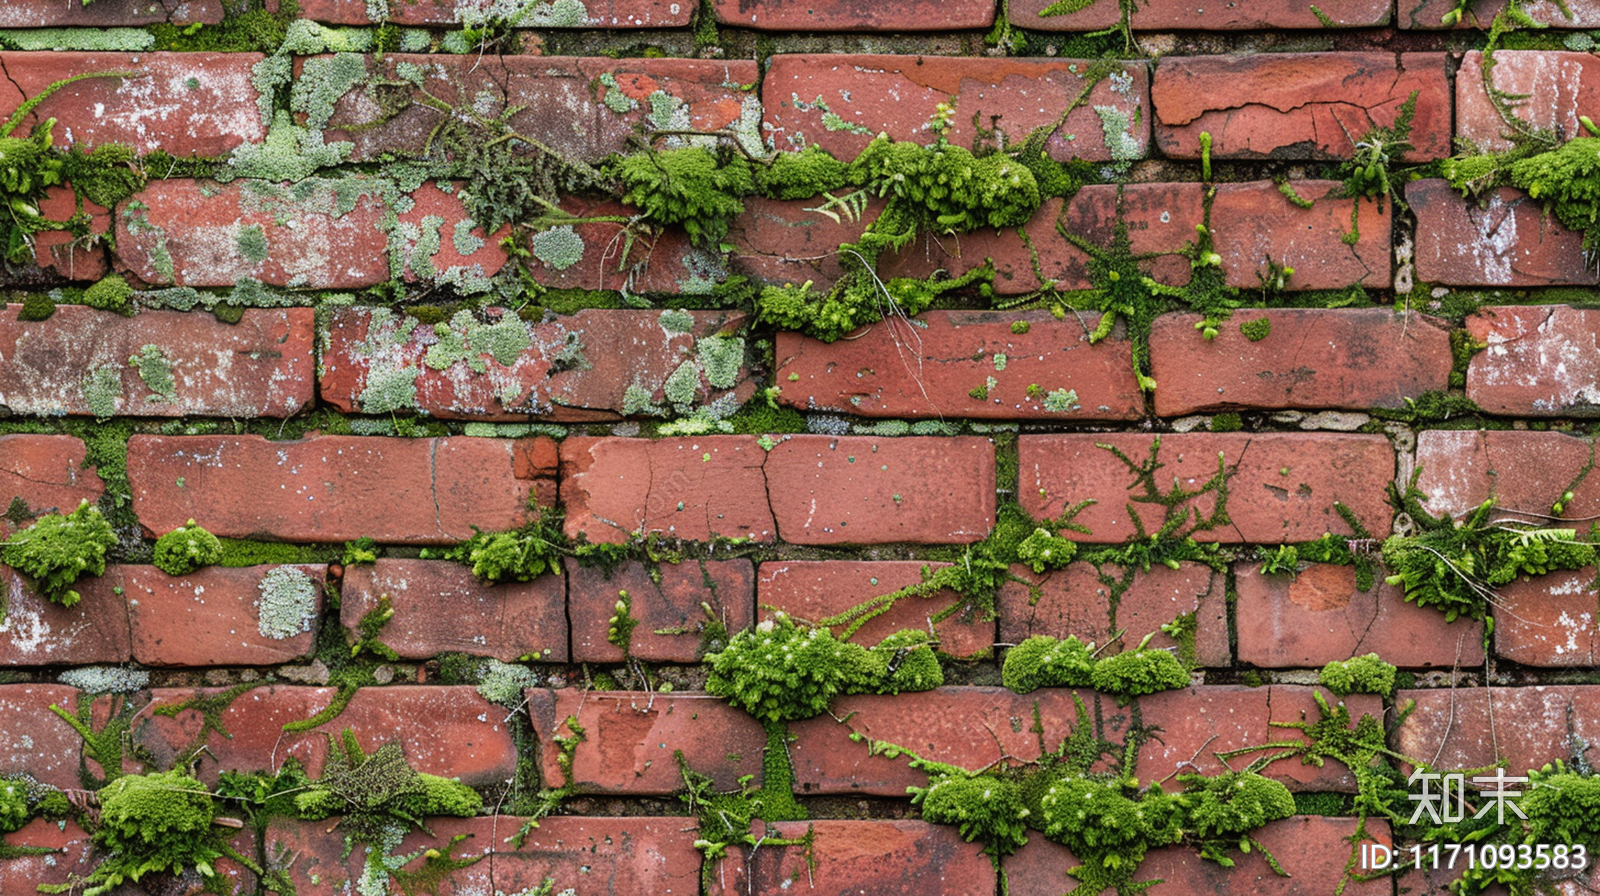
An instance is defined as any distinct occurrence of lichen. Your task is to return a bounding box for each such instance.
[1043,388,1079,412]
[475,659,538,707]
[129,345,175,400]
[0,28,155,51]
[57,666,150,694]
[291,52,370,132]
[217,111,353,183]
[659,308,696,334]
[530,225,585,270]
[81,365,122,419]
[451,218,485,256]
[622,383,663,416]
[696,335,744,389]
[1094,105,1142,165]
[257,565,317,640]
[235,224,270,263]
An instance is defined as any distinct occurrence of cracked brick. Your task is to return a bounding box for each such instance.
[1408,179,1598,287]
[560,436,776,544]
[1396,686,1600,772]
[1413,429,1600,522]
[0,435,105,540]
[1467,306,1600,416]
[758,560,994,658]
[341,559,569,662]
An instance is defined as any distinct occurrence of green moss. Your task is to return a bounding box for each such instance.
[1209,412,1243,433]
[82,273,133,314]
[148,0,297,52]
[422,511,563,584]
[754,146,851,200]
[914,772,1030,857]
[1015,527,1077,573]
[1317,653,1397,696]
[152,519,223,576]
[1239,316,1271,341]
[215,538,337,567]
[1002,635,1095,694]
[80,770,225,891]
[1177,770,1295,864]
[18,293,54,321]
[1090,645,1190,698]
[1,500,115,607]
[616,147,752,248]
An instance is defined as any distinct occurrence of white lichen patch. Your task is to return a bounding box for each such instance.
[257,566,317,640]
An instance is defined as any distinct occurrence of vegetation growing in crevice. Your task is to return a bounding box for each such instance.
[152,519,223,576]
[1,500,116,607]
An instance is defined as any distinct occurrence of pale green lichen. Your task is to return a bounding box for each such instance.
[217,111,353,183]
[81,366,121,418]
[993,353,1007,371]
[855,420,911,436]
[452,218,485,256]
[1044,388,1080,412]
[659,308,696,334]
[291,53,369,132]
[598,72,637,114]
[57,666,150,694]
[476,659,539,707]
[235,224,269,263]
[360,364,420,414]
[1094,105,1142,165]
[457,0,588,28]
[408,214,446,279]
[663,360,701,412]
[129,345,175,400]
[622,383,663,416]
[279,18,375,54]
[696,336,744,389]
[659,409,734,436]
[352,309,421,413]
[531,225,585,270]
[0,28,154,51]
[648,90,690,131]
[250,55,293,122]
[257,566,317,640]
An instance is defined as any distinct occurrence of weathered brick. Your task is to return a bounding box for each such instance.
[710,821,994,896]
[342,559,567,662]
[789,686,1372,795]
[1395,686,1600,772]
[0,566,130,666]
[763,55,1148,162]
[316,55,758,163]
[137,684,518,785]
[1005,816,1391,896]
[1152,53,1450,160]
[527,690,767,793]
[0,0,219,27]
[0,435,104,539]
[1210,181,1391,289]
[128,434,554,544]
[0,52,263,155]
[1414,430,1600,522]
[1151,309,1452,415]
[775,310,1143,421]
[1407,179,1597,287]
[1,819,255,896]
[567,558,754,663]
[0,305,314,417]
[729,194,885,286]
[1401,0,1600,27]
[300,0,691,25]
[1467,306,1600,416]
[1458,51,1600,152]
[0,684,85,789]
[319,306,755,421]
[1019,433,1394,544]
[1234,564,1485,668]
[758,560,993,658]
[520,198,716,295]
[997,562,1230,667]
[1494,568,1600,666]
[270,815,702,896]
[126,564,323,667]
[394,180,511,282]
[32,186,110,280]
[561,436,775,544]
[115,178,389,289]
[1013,0,1390,29]
[767,436,996,545]
[715,0,992,29]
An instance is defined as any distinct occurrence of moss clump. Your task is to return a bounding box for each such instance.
[423,512,563,584]
[152,519,223,576]
[1015,527,1077,573]
[1002,635,1095,694]
[82,273,133,314]
[1317,653,1396,696]
[0,778,29,834]
[1239,316,1271,341]
[530,225,586,270]
[1446,137,1600,252]
[616,147,753,248]
[754,145,851,200]
[80,770,225,893]
[18,293,54,321]
[1089,646,1190,698]
[1176,770,1296,863]
[1,500,115,607]
[914,771,1030,857]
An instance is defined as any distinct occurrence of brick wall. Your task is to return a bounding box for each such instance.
[2,1,1600,894]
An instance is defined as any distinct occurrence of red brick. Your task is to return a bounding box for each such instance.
[729,194,884,286]
[567,558,754,663]
[0,566,130,666]
[0,305,314,418]
[115,178,389,289]
[0,435,104,539]
[527,690,767,794]
[320,306,755,421]
[1019,433,1394,544]
[1395,686,1600,773]
[1210,181,1391,289]
[1401,0,1600,27]
[136,684,518,785]
[1013,0,1389,29]
[316,55,758,163]
[997,562,1230,666]
[0,0,219,26]
[1151,309,1452,415]
[758,560,993,658]
[763,55,1148,162]
[1152,53,1449,160]
[716,0,991,28]
[128,434,552,544]
[341,559,566,662]
[1234,564,1485,669]
[300,0,690,24]
[0,819,97,896]
[1408,178,1597,287]
[560,436,775,545]
[126,564,323,667]
[789,685,1372,795]
[0,52,263,155]
[1458,51,1600,152]
[520,198,714,295]
[270,815,702,896]
[32,186,110,280]
[1467,306,1600,416]
[767,436,995,545]
[395,180,510,282]
[1494,568,1600,666]
[1005,816,1391,896]
[775,310,1143,421]
[1413,430,1600,522]
[0,684,85,789]
[711,821,994,896]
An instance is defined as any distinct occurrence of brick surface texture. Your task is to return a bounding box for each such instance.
[2,8,1596,896]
